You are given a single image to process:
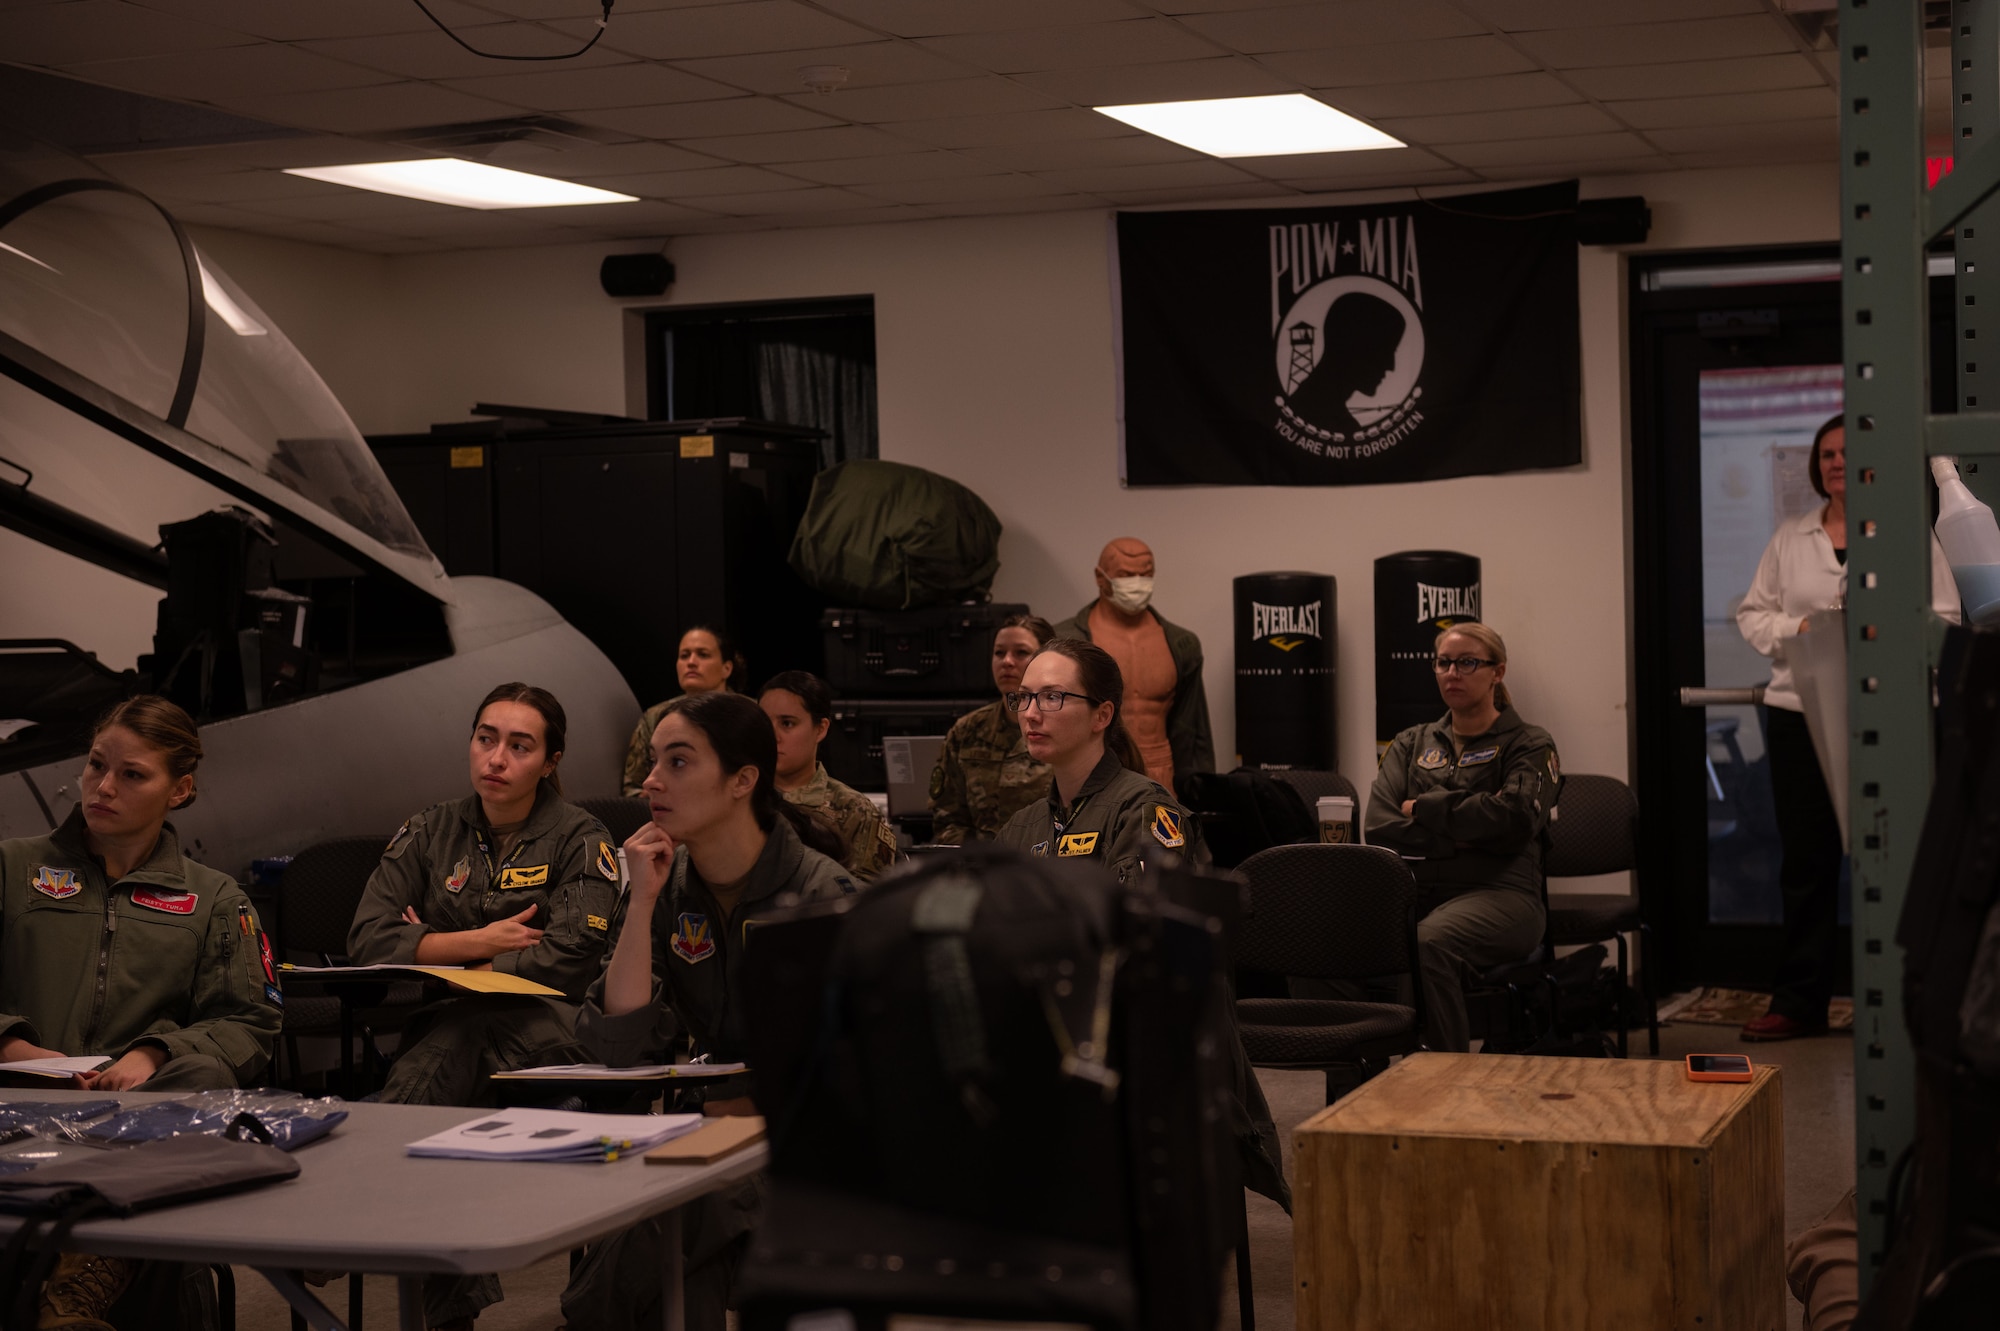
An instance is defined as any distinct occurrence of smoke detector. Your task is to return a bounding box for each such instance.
[799,65,850,95]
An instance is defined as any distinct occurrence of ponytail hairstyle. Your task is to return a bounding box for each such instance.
[1434,622,1511,711]
[758,670,833,726]
[1034,638,1146,775]
[664,691,848,861]
[93,695,202,811]
[999,612,1056,648]
[472,682,569,796]
[682,625,750,695]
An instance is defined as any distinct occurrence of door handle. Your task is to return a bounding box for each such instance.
[1679,686,1765,706]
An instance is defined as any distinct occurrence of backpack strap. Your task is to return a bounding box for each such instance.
[912,874,994,1124]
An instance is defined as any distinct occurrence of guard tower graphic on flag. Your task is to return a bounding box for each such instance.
[1286,322,1316,392]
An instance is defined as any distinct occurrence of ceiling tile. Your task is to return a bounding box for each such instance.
[501,139,722,175]
[879,108,1134,148]
[1611,87,1835,130]
[60,44,396,100]
[780,149,996,183]
[1669,147,1828,170]
[1469,0,1760,28]
[571,96,838,137]
[0,1,254,64]
[582,163,814,195]
[1328,72,1580,120]
[1563,53,1828,100]
[149,167,344,202]
[128,0,494,39]
[1181,1,1484,53]
[1509,15,1797,68]
[1030,158,1257,192]
[963,135,1200,172]
[1016,57,1292,105]
[464,0,748,15]
[439,61,739,110]
[298,24,632,80]
[1227,145,1454,180]
[1282,167,1480,193]
[917,20,1219,74]
[694,184,883,213]
[809,0,1146,38]
[225,189,461,221]
[1474,156,1675,181]
[1098,181,1293,205]
[246,218,418,246]
[1266,36,1536,87]
[536,197,719,228]
[855,173,1073,203]
[1379,103,1622,146]
[678,123,928,162]
[1646,118,1837,154]
[174,201,313,229]
[227,82,531,134]
[1439,130,1658,166]
[668,41,963,94]
[908,194,1097,217]
[556,0,880,59]
[778,76,1064,122]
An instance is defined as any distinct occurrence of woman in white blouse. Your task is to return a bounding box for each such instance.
[1735,415,1958,1042]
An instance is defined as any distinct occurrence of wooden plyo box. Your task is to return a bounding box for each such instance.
[1294,1052,1784,1331]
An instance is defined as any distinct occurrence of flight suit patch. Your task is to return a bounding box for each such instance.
[1057,832,1099,856]
[1459,746,1499,766]
[1547,750,1561,783]
[1149,806,1186,849]
[264,984,284,1008]
[587,914,610,932]
[259,932,277,985]
[445,859,471,893]
[497,865,549,890]
[384,821,412,859]
[1031,840,1050,856]
[670,912,715,963]
[595,841,618,881]
[31,867,79,900]
[131,888,198,915]
[1415,747,1448,771]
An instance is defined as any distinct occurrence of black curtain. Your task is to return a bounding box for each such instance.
[661,309,877,469]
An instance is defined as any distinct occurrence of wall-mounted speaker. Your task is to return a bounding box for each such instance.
[1577,196,1651,246]
[600,252,675,298]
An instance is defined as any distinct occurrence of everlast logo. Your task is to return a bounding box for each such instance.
[1415,581,1480,624]
[1251,601,1323,641]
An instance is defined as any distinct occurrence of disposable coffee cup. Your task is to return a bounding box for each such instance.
[1317,795,1354,844]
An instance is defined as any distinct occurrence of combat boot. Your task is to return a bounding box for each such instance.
[37,1251,137,1330]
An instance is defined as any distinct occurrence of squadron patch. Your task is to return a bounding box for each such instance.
[497,865,549,890]
[595,841,618,882]
[1149,805,1186,849]
[1030,840,1051,857]
[258,932,277,986]
[31,867,79,900]
[1459,746,1499,766]
[1056,832,1100,857]
[670,911,715,963]
[264,984,284,1008]
[131,888,198,915]
[445,859,471,893]
[1415,747,1449,771]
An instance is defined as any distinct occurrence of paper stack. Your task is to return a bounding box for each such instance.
[406,1109,704,1163]
[489,1062,747,1082]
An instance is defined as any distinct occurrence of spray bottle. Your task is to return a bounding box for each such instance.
[1932,455,2000,627]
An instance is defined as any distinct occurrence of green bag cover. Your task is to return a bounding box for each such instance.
[788,460,1002,610]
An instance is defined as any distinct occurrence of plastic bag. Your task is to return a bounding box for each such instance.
[74,1091,347,1152]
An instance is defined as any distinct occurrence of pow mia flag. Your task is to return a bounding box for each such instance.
[1114,180,1581,487]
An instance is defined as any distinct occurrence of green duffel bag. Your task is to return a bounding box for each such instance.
[788,460,1002,609]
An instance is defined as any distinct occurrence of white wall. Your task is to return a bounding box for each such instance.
[190,161,1841,793]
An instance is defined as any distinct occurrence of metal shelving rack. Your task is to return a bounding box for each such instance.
[1841,0,1995,1283]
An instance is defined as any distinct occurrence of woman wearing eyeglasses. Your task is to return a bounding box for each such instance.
[1365,622,1559,1053]
[995,638,1206,880]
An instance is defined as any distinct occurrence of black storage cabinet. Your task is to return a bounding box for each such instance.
[371,416,825,706]
[820,602,1028,696]
[822,696,987,792]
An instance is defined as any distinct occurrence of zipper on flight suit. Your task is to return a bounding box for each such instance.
[84,885,118,1049]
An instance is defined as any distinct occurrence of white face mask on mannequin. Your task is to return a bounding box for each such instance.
[1100,573,1155,615]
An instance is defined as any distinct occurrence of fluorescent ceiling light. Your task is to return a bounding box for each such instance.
[1094,94,1402,158]
[282,159,638,210]
[198,261,266,337]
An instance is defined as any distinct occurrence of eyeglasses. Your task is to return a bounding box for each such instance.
[1433,656,1499,675]
[1004,689,1101,713]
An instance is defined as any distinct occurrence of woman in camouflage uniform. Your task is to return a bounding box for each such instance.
[927,613,1054,842]
[621,626,747,795]
[759,670,900,880]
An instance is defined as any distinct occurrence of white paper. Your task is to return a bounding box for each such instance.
[489,1062,747,1081]
[0,1056,110,1077]
[0,719,37,743]
[406,1108,703,1162]
[285,963,464,973]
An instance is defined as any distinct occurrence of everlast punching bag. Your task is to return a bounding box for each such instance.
[1234,572,1336,768]
[1375,551,1481,752]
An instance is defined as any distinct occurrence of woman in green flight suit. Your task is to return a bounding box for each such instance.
[996,637,1207,878]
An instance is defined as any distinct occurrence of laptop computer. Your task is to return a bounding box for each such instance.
[881,734,947,820]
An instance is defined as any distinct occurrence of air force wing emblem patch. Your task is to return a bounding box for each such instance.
[1150,805,1186,849]
[670,912,715,963]
[31,867,80,899]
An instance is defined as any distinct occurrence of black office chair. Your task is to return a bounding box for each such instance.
[1266,769,1361,841]
[577,795,651,845]
[1543,774,1657,1056]
[1232,844,1427,1103]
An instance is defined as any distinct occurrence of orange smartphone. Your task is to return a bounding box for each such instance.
[1686,1053,1754,1083]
